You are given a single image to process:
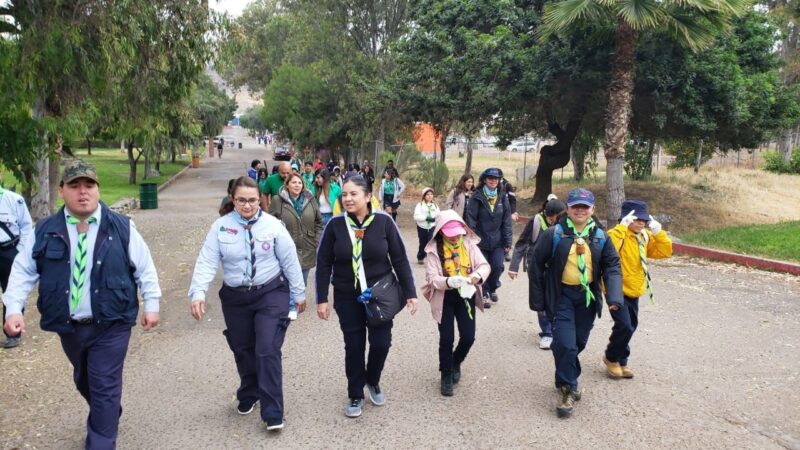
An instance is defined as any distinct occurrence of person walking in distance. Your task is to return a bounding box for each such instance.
[315,176,418,418]
[445,174,474,218]
[378,169,405,221]
[217,137,225,159]
[603,200,672,379]
[529,188,623,418]
[464,168,512,309]
[189,176,305,432]
[422,210,490,396]
[508,195,566,350]
[310,169,341,227]
[269,173,323,320]
[0,174,32,349]
[2,160,162,448]
[413,187,440,264]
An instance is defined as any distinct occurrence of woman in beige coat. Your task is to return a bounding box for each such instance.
[421,209,490,396]
[445,174,474,217]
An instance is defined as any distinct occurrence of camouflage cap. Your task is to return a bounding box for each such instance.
[62,159,100,185]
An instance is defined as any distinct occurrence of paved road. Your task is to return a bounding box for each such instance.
[2,128,799,450]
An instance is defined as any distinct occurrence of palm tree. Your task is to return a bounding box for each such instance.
[539,0,747,222]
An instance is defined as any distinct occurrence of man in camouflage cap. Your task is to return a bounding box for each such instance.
[3,159,162,448]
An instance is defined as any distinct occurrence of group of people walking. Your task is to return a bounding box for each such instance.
[1,151,672,448]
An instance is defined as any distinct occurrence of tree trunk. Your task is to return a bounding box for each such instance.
[87,137,93,156]
[778,129,793,162]
[645,139,655,177]
[127,141,137,185]
[694,139,703,174]
[439,124,449,163]
[602,19,637,224]
[464,138,473,175]
[533,111,584,202]
[144,149,151,179]
[28,97,52,221]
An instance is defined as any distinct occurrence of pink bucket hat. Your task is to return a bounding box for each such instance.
[441,220,466,237]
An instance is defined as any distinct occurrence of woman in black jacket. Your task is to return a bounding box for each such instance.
[315,175,418,419]
[464,167,512,309]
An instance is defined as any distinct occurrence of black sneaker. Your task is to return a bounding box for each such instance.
[453,363,461,384]
[237,400,258,415]
[482,292,491,309]
[490,292,499,303]
[441,370,454,397]
[266,417,284,431]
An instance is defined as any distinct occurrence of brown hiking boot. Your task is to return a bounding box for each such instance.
[620,365,634,379]
[603,356,623,378]
[556,386,574,418]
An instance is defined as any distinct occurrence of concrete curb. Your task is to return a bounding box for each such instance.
[109,162,191,214]
[673,242,800,276]
[157,162,192,193]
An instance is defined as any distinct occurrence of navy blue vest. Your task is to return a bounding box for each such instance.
[32,203,137,333]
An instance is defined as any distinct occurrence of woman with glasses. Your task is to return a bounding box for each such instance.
[188,176,306,432]
[269,173,323,320]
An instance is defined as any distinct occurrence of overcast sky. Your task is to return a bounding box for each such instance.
[210,0,253,18]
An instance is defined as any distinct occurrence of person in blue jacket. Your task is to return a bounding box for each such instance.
[529,188,623,418]
[464,167,512,309]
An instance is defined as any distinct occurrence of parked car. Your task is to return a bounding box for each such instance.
[508,140,536,152]
[274,146,291,161]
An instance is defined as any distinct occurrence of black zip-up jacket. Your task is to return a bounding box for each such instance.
[465,188,512,251]
[315,211,416,304]
[530,216,623,318]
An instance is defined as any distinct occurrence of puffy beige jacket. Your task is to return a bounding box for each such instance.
[421,210,491,323]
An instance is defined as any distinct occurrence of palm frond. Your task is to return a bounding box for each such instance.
[662,12,719,51]
[617,0,668,30]
[538,0,607,41]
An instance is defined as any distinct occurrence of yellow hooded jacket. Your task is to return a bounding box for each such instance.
[608,224,673,299]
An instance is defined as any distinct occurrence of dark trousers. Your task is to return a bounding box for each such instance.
[537,311,553,338]
[0,245,22,338]
[335,299,393,399]
[438,289,476,371]
[59,322,132,450]
[480,247,506,294]
[551,285,596,391]
[605,296,639,366]
[416,226,434,261]
[219,275,290,422]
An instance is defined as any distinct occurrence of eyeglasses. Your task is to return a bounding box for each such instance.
[234,197,260,206]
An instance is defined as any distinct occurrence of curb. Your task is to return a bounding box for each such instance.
[672,242,800,276]
[157,162,192,193]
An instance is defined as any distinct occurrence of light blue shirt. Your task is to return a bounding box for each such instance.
[0,187,33,253]
[188,210,305,304]
[3,206,162,319]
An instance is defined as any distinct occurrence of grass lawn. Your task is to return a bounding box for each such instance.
[681,221,800,263]
[1,147,189,207]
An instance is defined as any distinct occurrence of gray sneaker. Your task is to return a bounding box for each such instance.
[366,384,385,406]
[3,337,20,349]
[345,398,364,418]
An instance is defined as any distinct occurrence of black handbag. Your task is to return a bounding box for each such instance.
[359,272,405,326]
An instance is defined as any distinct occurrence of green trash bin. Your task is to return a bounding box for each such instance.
[139,183,158,210]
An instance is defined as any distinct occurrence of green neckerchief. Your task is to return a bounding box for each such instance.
[426,202,435,220]
[302,172,314,189]
[565,217,596,307]
[66,216,97,311]
[637,233,655,304]
[346,214,376,289]
[538,212,548,231]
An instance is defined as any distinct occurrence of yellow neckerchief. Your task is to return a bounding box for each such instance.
[442,236,471,277]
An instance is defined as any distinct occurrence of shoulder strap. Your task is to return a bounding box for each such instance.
[0,220,17,241]
[551,223,566,259]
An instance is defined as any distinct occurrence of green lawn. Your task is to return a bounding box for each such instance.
[681,221,800,263]
[1,147,189,207]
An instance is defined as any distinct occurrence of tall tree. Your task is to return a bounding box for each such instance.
[540,0,747,222]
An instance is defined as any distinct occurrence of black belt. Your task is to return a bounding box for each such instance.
[225,282,270,293]
[562,284,586,292]
[70,317,94,325]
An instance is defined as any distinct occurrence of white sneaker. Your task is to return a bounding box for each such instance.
[288,310,298,321]
[539,336,553,350]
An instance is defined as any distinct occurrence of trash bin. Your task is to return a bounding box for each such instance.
[238,142,242,149]
[139,183,158,210]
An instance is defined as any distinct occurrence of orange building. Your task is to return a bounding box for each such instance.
[413,123,443,156]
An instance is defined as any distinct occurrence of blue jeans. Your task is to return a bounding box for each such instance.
[321,212,333,227]
[605,296,639,366]
[551,285,596,391]
[537,311,553,338]
[480,247,506,294]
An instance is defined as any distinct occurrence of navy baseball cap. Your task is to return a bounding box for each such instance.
[566,188,594,207]
[480,167,502,181]
[620,200,650,221]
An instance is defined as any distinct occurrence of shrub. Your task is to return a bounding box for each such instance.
[762,150,787,173]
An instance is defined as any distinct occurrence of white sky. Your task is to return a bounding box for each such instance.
[210,0,253,18]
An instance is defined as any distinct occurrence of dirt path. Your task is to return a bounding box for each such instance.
[2,129,799,450]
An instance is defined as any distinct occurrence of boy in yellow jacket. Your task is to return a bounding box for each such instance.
[603,200,672,379]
